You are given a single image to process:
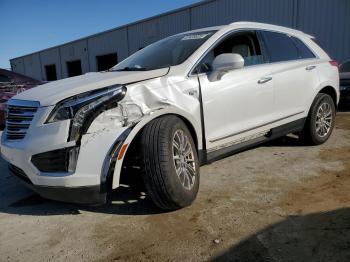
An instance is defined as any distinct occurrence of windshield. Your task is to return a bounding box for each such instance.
[112,30,216,71]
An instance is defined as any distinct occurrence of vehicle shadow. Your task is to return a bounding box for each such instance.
[212,208,350,262]
[0,151,168,216]
[264,134,304,148]
[0,183,164,216]
[0,167,166,216]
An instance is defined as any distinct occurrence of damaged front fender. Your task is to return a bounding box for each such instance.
[80,73,202,191]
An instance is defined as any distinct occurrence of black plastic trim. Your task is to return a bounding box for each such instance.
[34,185,105,205]
[100,127,133,194]
[9,164,33,185]
[31,147,78,173]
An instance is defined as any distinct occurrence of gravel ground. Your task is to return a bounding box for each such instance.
[0,112,350,262]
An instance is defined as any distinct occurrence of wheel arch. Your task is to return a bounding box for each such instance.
[306,84,339,117]
[318,85,338,109]
[111,107,202,189]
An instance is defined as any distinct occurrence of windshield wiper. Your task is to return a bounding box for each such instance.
[112,66,147,72]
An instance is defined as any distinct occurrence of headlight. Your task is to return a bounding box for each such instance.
[46,85,126,141]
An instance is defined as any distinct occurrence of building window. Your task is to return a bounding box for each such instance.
[0,74,11,82]
[45,64,57,81]
[96,53,118,71]
[66,60,82,77]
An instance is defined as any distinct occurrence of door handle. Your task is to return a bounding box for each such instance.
[187,89,198,96]
[258,76,272,84]
[306,65,316,71]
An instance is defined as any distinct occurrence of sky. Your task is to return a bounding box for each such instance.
[0,0,200,69]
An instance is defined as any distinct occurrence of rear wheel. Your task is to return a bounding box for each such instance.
[301,93,336,145]
[140,116,199,210]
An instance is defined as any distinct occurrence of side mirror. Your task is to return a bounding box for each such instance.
[209,53,244,81]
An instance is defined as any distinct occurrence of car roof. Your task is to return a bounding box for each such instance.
[186,21,314,39]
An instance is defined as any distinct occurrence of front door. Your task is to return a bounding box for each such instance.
[193,30,274,150]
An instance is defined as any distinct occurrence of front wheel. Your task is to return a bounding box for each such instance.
[301,93,336,145]
[140,116,200,210]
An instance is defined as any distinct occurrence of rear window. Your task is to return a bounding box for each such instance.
[291,37,316,59]
[260,31,300,63]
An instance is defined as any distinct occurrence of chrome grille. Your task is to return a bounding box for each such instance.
[5,99,40,140]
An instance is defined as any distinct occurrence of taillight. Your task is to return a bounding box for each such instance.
[329,60,339,68]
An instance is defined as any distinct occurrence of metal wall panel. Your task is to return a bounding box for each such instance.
[59,40,89,78]
[40,48,62,80]
[127,9,190,54]
[190,0,295,29]
[87,28,129,72]
[296,0,350,62]
[10,58,25,75]
[23,54,42,81]
[10,0,350,78]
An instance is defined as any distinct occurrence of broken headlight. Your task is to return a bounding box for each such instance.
[46,85,127,141]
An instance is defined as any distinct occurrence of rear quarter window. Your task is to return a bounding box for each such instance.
[291,37,316,59]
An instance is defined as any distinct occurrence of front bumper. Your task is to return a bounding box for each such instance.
[1,116,130,204]
[9,164,106,204]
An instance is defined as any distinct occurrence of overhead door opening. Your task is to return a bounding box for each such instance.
[96,53,118,71]
[45,64,57,81]
[67,60,82,77]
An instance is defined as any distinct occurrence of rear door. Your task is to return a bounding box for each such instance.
[259,30,319,120]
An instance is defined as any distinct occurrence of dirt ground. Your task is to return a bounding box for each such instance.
[0,112,350,262]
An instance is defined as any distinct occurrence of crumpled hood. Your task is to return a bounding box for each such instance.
[13,68,169,106]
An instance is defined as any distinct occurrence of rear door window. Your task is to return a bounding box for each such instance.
[260,31,299,63]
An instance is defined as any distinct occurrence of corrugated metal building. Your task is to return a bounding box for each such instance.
[10,0,350,81]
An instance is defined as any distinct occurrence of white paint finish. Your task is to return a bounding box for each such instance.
[14,68,169,106]
[266,59,320,120]
[59,40,89,78]
[0,22,340,198]
[40,48,62,80]
[198,64,274,148]
[88,28,129,72]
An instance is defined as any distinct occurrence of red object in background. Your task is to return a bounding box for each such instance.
[0,68,43,128]
[329,60,339,68]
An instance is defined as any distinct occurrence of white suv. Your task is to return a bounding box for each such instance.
[1,22,339,210]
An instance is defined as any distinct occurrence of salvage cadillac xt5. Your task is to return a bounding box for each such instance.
[1,22,339,210]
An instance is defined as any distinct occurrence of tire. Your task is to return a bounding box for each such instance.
[301,93,336,145]
[140,116,200,210]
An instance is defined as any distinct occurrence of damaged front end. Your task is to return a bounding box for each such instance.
[1,68,201,205]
